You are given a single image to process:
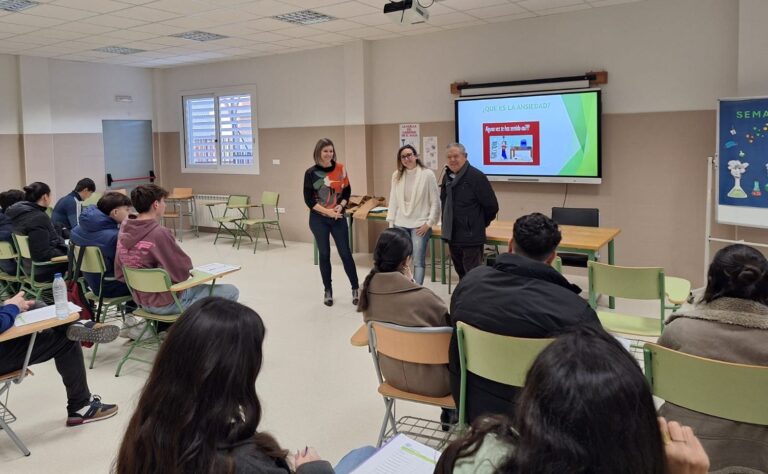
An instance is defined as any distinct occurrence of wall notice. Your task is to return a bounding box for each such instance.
[399,123,420,153]
[423,136,438,170]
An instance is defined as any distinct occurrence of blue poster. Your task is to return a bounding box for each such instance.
[719,97,768,207]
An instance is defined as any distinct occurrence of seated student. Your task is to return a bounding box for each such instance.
[658,244,768,471]
[449,212,600,423]
[435,327,710,474]
[116,297,333,474]
[0,291,118,426]
[114,184,238,314]
[51,177,95,236]
[6,182,68,283]
[0,189,24,276]
[357,227,451,397]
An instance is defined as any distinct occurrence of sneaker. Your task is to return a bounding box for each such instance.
[66,395,118,427]
[440,408,458,432]
[323,289,333,307]
[67,321,119,344]
[118,314,141,339]
[352,288,359,306]
[122,320,148,341]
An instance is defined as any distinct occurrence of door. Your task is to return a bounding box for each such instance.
[102,120,154,193]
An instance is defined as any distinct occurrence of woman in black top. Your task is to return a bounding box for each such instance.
[303,138,359,307]
[6,182,68,283]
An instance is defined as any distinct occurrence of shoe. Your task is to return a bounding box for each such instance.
[324,289,333,307]
[440,408,458,432]
[66,395,118,427]
[352,288,359,306]
[122,320,148,341]
[118,314,140,338]
[66,321,119,344]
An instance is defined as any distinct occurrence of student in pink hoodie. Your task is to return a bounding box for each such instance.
[115,185,239,314]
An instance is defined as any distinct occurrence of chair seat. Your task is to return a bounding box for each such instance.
[378,383,455,409]
[84,291,133,305]
[241,218,278,226]
[350,324,368,347]
[214,217,242,223]
[0,274,20,282]
[23,278,52,289]
[133,308,181,323]
[0,368,33,383]
[665,276,692,306]
[597,311,661,338]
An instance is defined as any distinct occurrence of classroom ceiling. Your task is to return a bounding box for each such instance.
[0,0,644,68]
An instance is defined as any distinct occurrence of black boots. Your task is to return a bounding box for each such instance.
[324,289,333,306]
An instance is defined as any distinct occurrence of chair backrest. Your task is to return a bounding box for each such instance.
[261,191,279,207]
[644,343,768,425]
[82,192,103,207]
[457,321,553,387]
[368,321,452,365]
[588,261,664,301]
[0,241,17,261]
[121,267,173,294]
[73,245,106,275]
[227,194,249,206]
[551,207,599,227]
[111,188,128,196]
[552,256,562,273]
[172,187,193,196]
[13,234,31,260]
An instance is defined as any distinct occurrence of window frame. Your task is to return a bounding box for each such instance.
[179,85,259,175]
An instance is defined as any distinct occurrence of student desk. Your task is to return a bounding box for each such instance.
[0,312,79,456]
[164,192,198,241]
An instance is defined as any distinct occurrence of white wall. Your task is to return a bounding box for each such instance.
[156,47,346,132]
[738,0,768,97]
[369,0,738,124]
[0,54,20,134]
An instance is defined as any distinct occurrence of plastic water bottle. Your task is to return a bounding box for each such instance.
[53,273,69,320]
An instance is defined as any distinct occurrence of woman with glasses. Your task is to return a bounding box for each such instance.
[386,145,440,285]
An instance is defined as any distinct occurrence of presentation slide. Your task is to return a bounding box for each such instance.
[456,90,600,182]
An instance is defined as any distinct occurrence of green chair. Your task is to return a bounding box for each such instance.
[81,192,102,208]
[116,267,183,377]
[644,342,768,425]
[72,246,133,369]
[588,261,667,338]
[456,321,553,428]
[367,321,456,448]
[0,241,23,299]
[206,194,250,246]
[12,234,66,301]
[664,276,691,311]
[236,191,286,253]
[552,255,562,274]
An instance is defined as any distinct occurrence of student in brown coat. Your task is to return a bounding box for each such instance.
[659,244,768,472]
[357,227,450,398]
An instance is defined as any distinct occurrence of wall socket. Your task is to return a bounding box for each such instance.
[277,207,286,213]
[272,159,280,165]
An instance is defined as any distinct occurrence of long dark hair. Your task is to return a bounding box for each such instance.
[395,144,424,180]
[357,228,412,311]
[116,298,287,474]
[436,326,665,474]
[23,182,51,203]
[702,244,768,305]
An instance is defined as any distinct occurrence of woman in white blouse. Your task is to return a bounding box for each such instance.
[386,145,440,285]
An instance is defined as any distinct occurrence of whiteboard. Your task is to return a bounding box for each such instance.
[716,96,768,229]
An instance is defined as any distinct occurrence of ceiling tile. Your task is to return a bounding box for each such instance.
[272,37,317,48]
[314,2,380,19]
[242,17,295,31]
[32,28,90,40]
[128,22,187,35]
[0,13,68,27]
[100,29,157,40]
[340,26,389,38]
[274,25,321,38]
[427,12,476,26]
[537,3,592,15]
[7,33,61,45]
[241,30,291,42]
[439,19,486,29]
[516,0,586,11]
[239,0,297,17]
[53,21,114,34]
[305,31,352,43]
[588,0,642,6]
[147,0,216,14]
[281,0,349,8]
[485,11,536,22]
[349,12,389,26]
[81,14,148,28]
[467,3,527,18]
[113,6,181,21]
[0,31,15,40]
[0,40,39,52]
[308,18,363,32]
[440,0,508,10]
[51,0,132,14]
[22,4,98,20]
[0,22,39,34]
[139,35,192,46]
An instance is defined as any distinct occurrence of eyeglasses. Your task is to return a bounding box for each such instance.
[400,153,416,160]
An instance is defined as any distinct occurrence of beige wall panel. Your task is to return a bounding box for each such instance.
[52,133,106,195]
[0,134,23,190]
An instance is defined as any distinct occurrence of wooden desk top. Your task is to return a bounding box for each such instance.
[0,313,79,342]
[170,268,241,292]
[166,194,194,200]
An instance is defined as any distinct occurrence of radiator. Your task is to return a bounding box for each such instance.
[195,194,231,228]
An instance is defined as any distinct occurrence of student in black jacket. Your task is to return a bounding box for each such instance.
[6,182,68,283]
[449,213,602,423]
[440,143,499,279]
[0,189,24,275]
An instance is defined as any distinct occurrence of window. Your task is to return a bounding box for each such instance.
[182,91,258,173]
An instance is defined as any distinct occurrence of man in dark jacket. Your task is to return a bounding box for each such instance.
[449,212,602,423]
[6,198,68,283]
[440,143,499,279]
[0,189,24,276]
[51,178,95,236]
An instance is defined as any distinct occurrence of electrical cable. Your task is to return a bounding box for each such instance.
[417,0,436,7]
[562,183,568,207]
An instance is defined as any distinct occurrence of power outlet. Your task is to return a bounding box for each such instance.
[272,159,280,165]
[277,207,286,214]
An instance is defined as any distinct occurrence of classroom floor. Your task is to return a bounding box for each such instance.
[0,233,662,472]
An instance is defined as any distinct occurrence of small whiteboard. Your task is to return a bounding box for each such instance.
[717,96,768,228]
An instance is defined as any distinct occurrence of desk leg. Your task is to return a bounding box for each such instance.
[430,237,436,283]
[608,239,615,309]
[209,279,217,296]
[588,251,597,309]
[440,240,446,284]
[190,198,199,237]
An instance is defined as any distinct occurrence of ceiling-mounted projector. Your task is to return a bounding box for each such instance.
[383,0,430,25]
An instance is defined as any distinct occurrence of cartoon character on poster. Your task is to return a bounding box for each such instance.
[727,160,749,198]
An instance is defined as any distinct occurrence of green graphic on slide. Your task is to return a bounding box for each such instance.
[560,94,598,176]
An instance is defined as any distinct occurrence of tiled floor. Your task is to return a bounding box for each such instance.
[0,234,665,472]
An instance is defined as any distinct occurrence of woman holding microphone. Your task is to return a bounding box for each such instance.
[386,145,440,285]
[303,138,359,307]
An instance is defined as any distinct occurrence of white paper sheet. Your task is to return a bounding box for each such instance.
[14,302,81,327]
[351,434,440,474]
[194,263,242,276]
